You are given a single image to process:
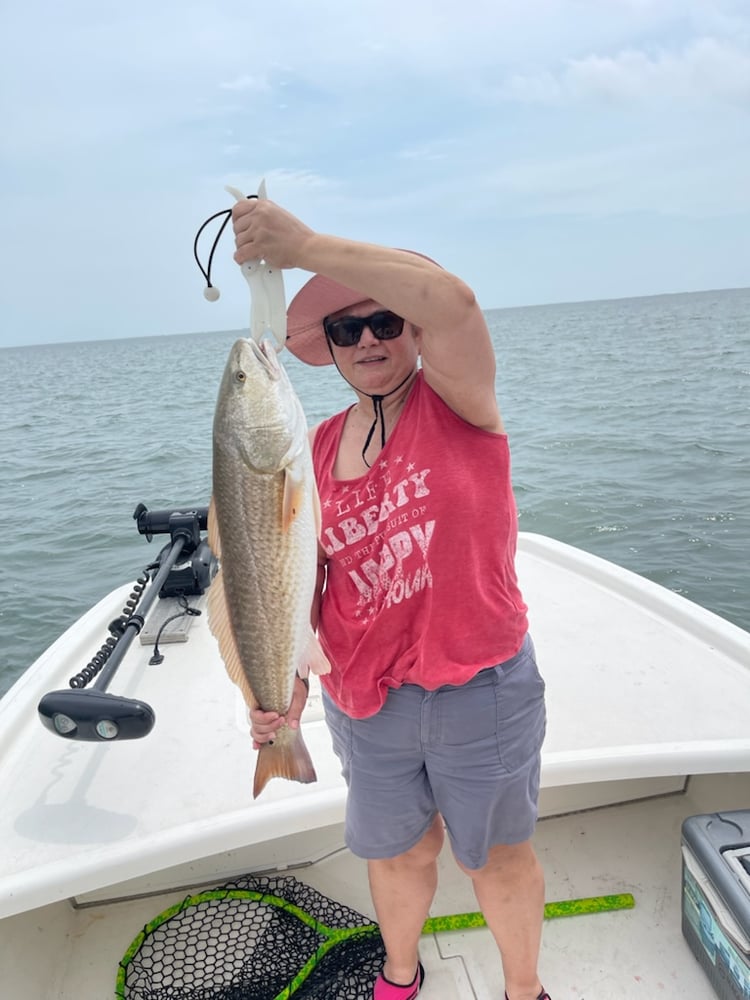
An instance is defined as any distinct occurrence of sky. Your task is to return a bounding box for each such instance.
[1,0,749,348]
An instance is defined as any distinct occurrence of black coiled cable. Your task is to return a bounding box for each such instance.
[68,569,153,689]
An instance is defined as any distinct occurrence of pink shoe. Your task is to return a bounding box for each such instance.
[374,961,425,999]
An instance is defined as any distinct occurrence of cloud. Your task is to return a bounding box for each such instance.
[500,37,750,105]
[219,75,271,93]
[397,140,457,163]
[1,0,750,346]
[480,136,750,220]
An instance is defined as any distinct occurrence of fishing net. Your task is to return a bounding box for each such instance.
[117,873,385,1000]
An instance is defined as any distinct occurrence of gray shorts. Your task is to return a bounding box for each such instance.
[322,633,546,870]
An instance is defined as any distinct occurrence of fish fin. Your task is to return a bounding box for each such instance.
[206,525,258,711]
[207,495,222,560]
[253,728,317,798]
[301,627,331,677]
[281,458,306,531]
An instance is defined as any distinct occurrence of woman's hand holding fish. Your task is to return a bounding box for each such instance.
[232,198,314,270]
[249,675,309,750]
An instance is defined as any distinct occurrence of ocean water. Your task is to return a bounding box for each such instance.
[1,287,748,698]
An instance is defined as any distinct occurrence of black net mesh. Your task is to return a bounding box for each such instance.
[118,873,385,1000]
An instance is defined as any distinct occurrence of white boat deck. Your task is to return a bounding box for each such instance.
[1,532,749,923]
[4,772,748,998]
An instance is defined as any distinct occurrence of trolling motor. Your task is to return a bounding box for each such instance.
[37,504,217,742]
[134,504,215,598]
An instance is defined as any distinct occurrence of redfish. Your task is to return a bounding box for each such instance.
[208,337,329,797]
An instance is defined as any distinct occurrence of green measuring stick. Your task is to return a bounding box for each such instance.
[422,893,635,935]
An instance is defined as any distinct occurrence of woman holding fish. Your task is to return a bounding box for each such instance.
[231,197,551,1000]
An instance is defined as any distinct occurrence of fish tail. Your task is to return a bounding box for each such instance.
[253,729,317,799]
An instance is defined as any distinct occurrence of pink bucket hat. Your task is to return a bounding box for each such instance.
[285,274,367,366]
[285,250,439,366]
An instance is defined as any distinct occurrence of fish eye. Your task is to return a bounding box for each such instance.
[236,370,246,382]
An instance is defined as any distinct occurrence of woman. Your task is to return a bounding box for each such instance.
[232,196,550,1000]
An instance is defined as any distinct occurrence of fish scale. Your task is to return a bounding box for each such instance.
[214,466,300,710]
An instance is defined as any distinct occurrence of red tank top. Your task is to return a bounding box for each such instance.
[312,372,528,718]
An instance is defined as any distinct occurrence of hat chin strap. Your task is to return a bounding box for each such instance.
[326,340,415,468]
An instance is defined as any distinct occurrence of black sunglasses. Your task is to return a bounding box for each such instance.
[323,310,405,348]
